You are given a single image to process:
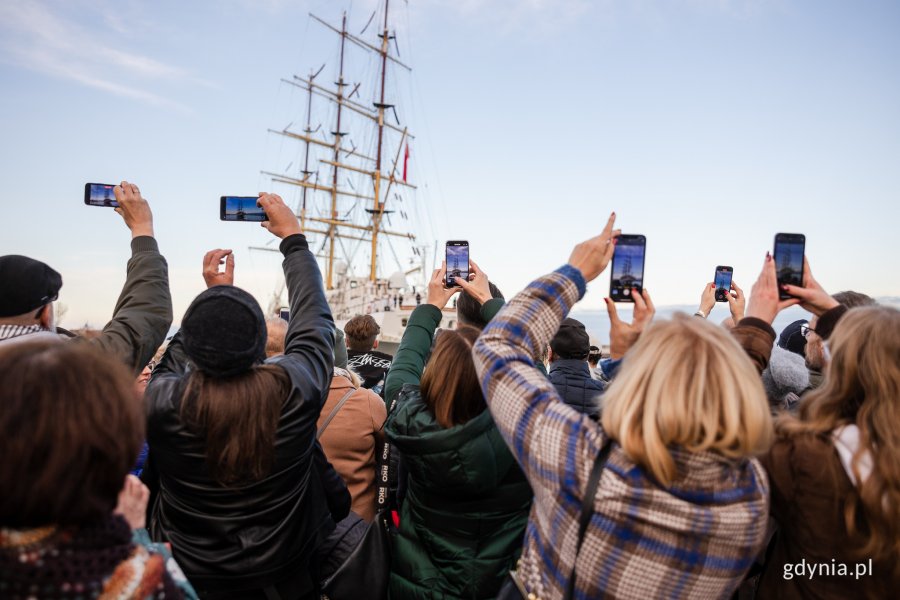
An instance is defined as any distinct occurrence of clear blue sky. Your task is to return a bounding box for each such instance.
[1,0,898,330]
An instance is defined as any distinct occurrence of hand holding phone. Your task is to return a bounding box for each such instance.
[609,234,646,303]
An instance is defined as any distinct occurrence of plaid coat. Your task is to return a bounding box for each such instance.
[472,265,770,600]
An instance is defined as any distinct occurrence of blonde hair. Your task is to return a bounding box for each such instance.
[778,306,900,571]
[601,314,773,486]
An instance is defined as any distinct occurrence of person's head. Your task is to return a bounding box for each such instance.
[178,286,290,485]
[344,314,380,351]
[778,319,808,358]
[420,325,485,428]
[805,291,875,371]
[0,340,143,527]
[602,315,773,487]
[265,317,288,357]
[787,306,900,567]
[588,345,601,367]
[0,255,62,331]
[456,282,504,329]
[549,318,590,362]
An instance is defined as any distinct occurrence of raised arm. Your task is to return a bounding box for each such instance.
[384,264,457,403]
[473,214,620,490]
[260,194,335,407]
[91,181,172,375]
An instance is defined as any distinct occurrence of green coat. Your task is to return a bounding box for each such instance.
[383,303,532,600]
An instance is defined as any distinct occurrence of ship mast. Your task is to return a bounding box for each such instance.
[326,13,349,289]
[370,0,390,281]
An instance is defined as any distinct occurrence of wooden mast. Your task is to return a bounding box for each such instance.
[299,67,317,232]
[326,13,349,290]
[370,0,390,281]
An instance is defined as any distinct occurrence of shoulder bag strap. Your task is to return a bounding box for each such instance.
[317,388,357,439]
[564,438,614,600]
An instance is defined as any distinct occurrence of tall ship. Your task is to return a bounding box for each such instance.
[254,0,455,353]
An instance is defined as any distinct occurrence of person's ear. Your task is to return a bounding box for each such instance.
[373,339,379,349]
[547,348,555,363]
[39,304,53,329]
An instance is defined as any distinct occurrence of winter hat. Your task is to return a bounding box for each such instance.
[180,286,266,377]
[778,319,808,357]
[550,318,590,360]
[0,255,62,317]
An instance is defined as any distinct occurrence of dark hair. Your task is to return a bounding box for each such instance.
[0,340,143,527]
[420,326,485,428]
[832,291,876,309]
[180,365,290,485]
[456,282,504,329]
[344,314,380,351]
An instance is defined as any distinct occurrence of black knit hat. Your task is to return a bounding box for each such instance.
[0,255,62,317]
[550,318,591,360]
[181,286,267,377]
[778,319,808,358]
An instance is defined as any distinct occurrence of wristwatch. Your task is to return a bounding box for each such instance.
[694,309,708,319]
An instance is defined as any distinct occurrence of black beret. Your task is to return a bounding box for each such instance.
[550,318,591,360]
[0,255,62,317]
[180,286,267,377]
[778,319,808,358]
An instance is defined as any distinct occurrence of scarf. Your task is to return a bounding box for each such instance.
[0,323,47,342]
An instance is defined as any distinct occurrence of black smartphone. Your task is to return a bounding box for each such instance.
[609,234,646,302]
[279,307,290,322]
[84,183,119,207]
[714,266,733,302]
[445,240,469,288]
[773,233,805,300]
[220,196,267,222]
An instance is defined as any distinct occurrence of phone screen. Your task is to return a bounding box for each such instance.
[221,196,267,222]
[279,308,290,322]
[445,241,469,288]
[774,234,805,299]
[84,183,119,207]
[714,267,733,302]
[609,235,646,302]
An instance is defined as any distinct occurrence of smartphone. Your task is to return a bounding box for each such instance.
[279,307,290,322]
[220,196,267,222]
[773,233,805,300]
[609,234,646,302]
[714,266,733,302]
[445,241,469,288]
[84,183,119,207]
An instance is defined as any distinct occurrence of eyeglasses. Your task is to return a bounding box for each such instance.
[800,324,818,339]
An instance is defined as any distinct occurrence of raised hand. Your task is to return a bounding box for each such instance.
[454,259,491,305]
[113,180,154,239]
[258,193,302,239]
[605,288,655,360]
[426,261,459,310]
[781,257,839,317]
[567,212,621,282]
[114,474,150,530]
[745,253,800,324]
[202,248,235,288]
[698,283,716,318]
[726,281,746,323]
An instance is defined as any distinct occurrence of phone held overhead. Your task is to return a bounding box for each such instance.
[445,240,469,288]
[773,233,805,300]
[609,234,646,303]
[714,266,733,302]
[84,183,119,208]
[220,196,268,222]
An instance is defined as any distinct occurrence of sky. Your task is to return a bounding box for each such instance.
[1,0,898,331]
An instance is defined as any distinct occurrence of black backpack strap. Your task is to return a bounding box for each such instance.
[565,438,614,600]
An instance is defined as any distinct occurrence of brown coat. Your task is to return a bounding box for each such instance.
[757,432,897,599]
[316,371,386,522]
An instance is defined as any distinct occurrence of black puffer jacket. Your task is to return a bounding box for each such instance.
[548,358,605,417]
[143,234,349,597]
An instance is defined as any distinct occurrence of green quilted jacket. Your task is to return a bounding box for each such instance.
[383,303,532,599]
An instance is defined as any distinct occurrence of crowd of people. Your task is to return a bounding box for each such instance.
[1,184,898,600]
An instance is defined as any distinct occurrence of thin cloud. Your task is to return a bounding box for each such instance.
[0,0,207,112]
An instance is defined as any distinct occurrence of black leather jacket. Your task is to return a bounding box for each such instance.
[143,234,349,595]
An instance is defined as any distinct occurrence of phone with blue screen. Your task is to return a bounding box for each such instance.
[609,234,646,303]
[774,233,805,300]
[445,241,469,288]
[714,266,733,302]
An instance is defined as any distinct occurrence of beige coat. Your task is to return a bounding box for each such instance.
[317,370,387,522]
